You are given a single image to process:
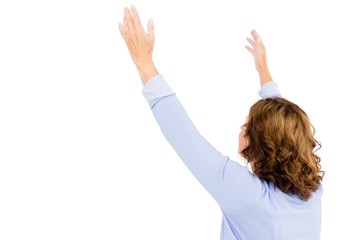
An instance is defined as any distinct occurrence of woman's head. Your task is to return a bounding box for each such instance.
[240,97,324,201]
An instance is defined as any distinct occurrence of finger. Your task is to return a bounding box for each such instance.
[124,7,133,31]
[123,7,128,27]
[251,29,262,43]
[130,5,143,30]
[245,45,255,55]
[147,18,155,40]
[246,37,255,47]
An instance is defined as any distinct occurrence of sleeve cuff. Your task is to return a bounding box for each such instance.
[142,74,176,108]
[258,81,282,99]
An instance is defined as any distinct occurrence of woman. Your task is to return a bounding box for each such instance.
[119,5,324,240]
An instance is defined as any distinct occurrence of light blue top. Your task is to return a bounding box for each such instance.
[142,74,323,240]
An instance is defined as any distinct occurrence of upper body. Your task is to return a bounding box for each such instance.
[119,5,324,240]
[142,74,323,240]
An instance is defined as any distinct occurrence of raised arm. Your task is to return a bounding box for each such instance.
[246,30,272,86]
[246,30,281,98]
[118,6,264,211]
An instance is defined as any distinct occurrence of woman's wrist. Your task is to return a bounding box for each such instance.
[258,66,272,86]
[135,59,159,85]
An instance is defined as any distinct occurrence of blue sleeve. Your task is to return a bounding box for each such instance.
[258,81,282,99]
[142,74,263,212]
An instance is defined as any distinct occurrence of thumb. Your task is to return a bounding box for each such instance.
[147,18,155,40]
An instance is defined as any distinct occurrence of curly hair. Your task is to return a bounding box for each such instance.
[241,97,324,201]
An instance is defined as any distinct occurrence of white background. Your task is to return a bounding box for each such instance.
[0,0,359,239]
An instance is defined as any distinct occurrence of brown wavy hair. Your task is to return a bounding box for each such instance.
[241,97,324,201]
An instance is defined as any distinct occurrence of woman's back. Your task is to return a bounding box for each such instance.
[220,175,323,240]
[142,75,323,240]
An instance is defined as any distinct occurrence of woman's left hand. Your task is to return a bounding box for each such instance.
[119,5,158,84]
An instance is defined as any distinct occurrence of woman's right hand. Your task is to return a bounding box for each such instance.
[245,30,267,72]
[245,30,272,85]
